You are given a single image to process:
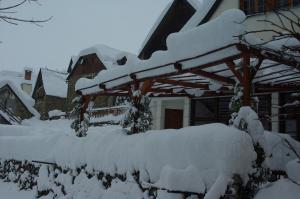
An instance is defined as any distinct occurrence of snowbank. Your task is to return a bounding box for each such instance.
[286,159,300,184]
[265,131,300,171]
[48,110,66,118]
[254,179,300,199]
[0,123,256,191]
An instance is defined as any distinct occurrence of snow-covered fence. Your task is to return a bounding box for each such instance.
[89,105,127,126]
[90,105,127,118]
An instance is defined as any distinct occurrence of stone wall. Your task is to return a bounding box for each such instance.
[35,95,67,120]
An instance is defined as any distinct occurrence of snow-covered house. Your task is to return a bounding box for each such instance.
[0,68,34,95]
[31,68,68,120]
[0,80,39,124]
[66,44,134,111]
[137,0,300,140]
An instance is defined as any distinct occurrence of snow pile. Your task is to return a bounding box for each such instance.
[48,110,66,119]
[155,165,205,193]
[40,69,68,98]
[166,9,245,60]
[0,123,256,192]
[232,106,267,149]
[139,0,218,53]
[286,159,300,184]
[254,179,300,199]
[265,131,300,171]
[76,9,246,94]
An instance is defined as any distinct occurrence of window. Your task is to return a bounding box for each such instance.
[191,95,271,130]
[241,0,299,15]
[242,0,265,15]
[279,93,300,141]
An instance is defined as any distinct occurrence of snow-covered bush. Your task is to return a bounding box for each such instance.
[0,159,39,190]
[70,96,89,137]
[231,106,270,198]
[122,95,152,134]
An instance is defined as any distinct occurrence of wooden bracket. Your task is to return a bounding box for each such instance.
[226,61,243,83]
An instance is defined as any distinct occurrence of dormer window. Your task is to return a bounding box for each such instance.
[117,56,127,66]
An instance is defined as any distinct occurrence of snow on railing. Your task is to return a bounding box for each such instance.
[88,105,128,126]
[0,103,22,124]
[90,105,128,118]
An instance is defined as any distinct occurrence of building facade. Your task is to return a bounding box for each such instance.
[141,0,300,140]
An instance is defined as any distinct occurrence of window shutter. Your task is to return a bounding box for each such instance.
[240,0,245,11]
[265,0,276,11]
[255,0,260,13]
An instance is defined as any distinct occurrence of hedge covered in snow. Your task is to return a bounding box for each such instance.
[0,121,299,198]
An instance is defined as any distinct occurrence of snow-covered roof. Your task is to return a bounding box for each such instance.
[76,9,300,96]
[76,9,246,94]
[0,70,34,89]
[40,68,68,98]
[139,0,219,55]
[69,44,136,73]
[0,80,40,118]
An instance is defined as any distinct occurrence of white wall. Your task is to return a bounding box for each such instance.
[21,83,32,95]
[211,0,300,41]
[150,97,190,130]
[150,1,299,131]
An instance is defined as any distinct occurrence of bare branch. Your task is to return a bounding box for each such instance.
[0,0,26,11]
[0,0,52,26]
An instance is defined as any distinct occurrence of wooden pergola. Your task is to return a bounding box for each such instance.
[76,42,300,133]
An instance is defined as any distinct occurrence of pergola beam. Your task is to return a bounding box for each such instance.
[155,78,209,89]
[226,61,243,82]
[191,69,236,85]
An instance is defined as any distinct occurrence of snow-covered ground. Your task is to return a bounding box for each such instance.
[0,181,35,199]
[255,179,300,199]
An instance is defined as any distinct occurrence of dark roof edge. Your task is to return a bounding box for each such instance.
[138,0,179,59]
[198,0,224,25]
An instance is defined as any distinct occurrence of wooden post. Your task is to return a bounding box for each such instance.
[242,55,251,106]
[80,95,91,123]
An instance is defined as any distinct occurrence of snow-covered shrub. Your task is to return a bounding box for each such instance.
[70,96,89,137]
[231,106,270,198]
[122,95,153,134]
[0,159,39,190]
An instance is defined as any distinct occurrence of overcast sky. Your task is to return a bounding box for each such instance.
[0,0,171,72]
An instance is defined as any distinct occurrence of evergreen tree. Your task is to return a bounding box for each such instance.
[122,95,153,134]
[70,96,89,137]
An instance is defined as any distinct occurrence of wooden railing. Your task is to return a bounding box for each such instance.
[88,105,128,126]
[0,103,22,124]
[90,105,128,118]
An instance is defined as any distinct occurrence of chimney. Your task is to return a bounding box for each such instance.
[24,67,32,81]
